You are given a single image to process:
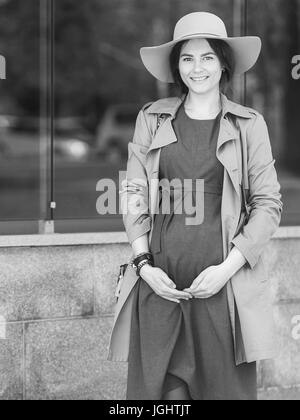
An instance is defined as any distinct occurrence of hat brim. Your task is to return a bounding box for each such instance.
[140,35,262,82]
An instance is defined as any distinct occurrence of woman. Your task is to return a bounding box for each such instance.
[108,12,283,401]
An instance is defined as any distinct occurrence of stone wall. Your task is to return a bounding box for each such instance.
[0,232,299,400]
[258,237,300,400]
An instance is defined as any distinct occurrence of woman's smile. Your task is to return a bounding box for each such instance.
[190,76,210,82]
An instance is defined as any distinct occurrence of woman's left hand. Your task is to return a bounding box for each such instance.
[183,263,232,299]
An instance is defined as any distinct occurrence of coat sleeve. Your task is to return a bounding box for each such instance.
[119,107,153,245]
[230,113,283,269]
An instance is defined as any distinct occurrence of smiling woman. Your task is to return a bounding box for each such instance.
[108,11,283,401]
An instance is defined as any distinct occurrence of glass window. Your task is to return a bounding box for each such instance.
[0,0,298,235]
[0,0,50,235]
[54,0,237,233]
[246,0,300,225]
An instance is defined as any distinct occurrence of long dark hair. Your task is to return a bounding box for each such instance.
[169,38,235,95]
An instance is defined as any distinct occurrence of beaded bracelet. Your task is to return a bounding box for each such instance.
[136,259,154,277]
[132,252,154,271]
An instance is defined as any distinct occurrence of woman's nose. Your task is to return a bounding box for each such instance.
[193,59,204,72]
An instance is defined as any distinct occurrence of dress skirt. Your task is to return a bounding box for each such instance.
[126,103,257,400]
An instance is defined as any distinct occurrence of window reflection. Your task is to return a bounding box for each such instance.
[0,0,42,234]
[54,0,235,233]
[245,0,300,226]
[0,0,299,234]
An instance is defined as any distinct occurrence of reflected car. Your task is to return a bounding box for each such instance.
[7,115,93,161]
[95,104,140,162]
[54,117,93,161]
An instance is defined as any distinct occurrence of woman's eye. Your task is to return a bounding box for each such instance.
[182,56,214,62]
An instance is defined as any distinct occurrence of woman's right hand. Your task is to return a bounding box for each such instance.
[139,264,193,303]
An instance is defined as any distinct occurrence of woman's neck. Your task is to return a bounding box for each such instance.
[184,90,222,119]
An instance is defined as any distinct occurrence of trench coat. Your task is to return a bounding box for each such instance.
[107,93,283,365]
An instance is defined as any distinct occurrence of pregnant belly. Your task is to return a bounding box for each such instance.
[150,210,224,290]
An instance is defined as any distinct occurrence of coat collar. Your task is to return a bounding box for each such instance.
[145,93,254,120]
[145,93,251,156]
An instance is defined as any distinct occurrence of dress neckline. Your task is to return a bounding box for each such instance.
[182,102,221,122]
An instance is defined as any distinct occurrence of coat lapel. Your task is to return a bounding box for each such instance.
[146,117,178,154]
[216,117,240,198]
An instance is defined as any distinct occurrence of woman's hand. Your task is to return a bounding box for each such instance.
[140,264,193,303]
[183,263,232,299]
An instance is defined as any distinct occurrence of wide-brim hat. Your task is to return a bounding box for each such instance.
[140,12,262,82]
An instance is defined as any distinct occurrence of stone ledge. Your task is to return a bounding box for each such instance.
[258,385,300,400]
[273,226,300,239]
[0,232,128,248]
[0,226,299,248]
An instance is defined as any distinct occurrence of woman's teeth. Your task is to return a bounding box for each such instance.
[191,76,209,81]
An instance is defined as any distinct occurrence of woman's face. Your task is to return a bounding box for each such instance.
[178,38,223,95]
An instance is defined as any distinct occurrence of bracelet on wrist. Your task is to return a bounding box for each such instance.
[135,252,151,258]
[132,252,154,272]
[137,258,150,267]
[137,260,153,277]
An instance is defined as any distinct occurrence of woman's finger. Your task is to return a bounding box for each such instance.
[165,289,192,299]
[159,281,192,299]
[187,273,207,292]
[162,296,180,303]
[194,292,213,299]
[193,285,215,297]
[186,282,201,293]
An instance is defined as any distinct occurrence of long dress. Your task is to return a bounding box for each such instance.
[126,103,257,400]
